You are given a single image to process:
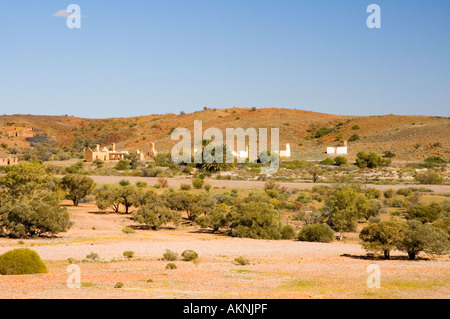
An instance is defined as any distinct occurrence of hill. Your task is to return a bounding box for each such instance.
[0,108,448,161]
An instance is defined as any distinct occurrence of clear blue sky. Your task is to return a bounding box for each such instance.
[0,0,449,118]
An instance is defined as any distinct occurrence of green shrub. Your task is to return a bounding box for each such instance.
[163,249,178,261]
[234,256,250,265]
[298,224,335,243]
[136,181,147,188]
[348,133,360,142]
[123,251,134,259]
[192,178,204,189]
[319,158,335,165]
[383,188,395,199]
[180,183,191,191]
[334,156,348,166]
[396,188,413,197]
[114,160,131,170]
[114,282,124,288]
[204,184,212,192]
[415,170,444,185]
[166,263,177,269]
[352,124,360,130]
[0,249,48,275]
[181,250,199,261]
[315,127,334,138]
[122,227,136,234]
[280,224,296,239]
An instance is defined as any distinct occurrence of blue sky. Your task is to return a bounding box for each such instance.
[0,0,449,118]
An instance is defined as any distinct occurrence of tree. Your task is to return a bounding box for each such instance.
[308,166,321,183]
[0,162,50,200]
[60,174,95,206]
[166,191,197,220]
[133,196,181,229]
[228,201,283,239]
[396,220,450,260]
[1,194,72,238]
[95,185,122,213]
[414,170,444,185]
[195,203,230,233]
[359,220,408,259]
[197,142,234,173]
[323,186,369,232]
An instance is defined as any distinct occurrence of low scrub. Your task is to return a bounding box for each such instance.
[0,249,48,275]
[298,224,335,243]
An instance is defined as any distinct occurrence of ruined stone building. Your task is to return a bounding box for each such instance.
[0,151,19,166]
[84,143,145,162]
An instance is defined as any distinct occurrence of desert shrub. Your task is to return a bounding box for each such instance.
[119,179,130,187]
[311,194,323,202]
[383,188,395,199]
[359,220,408,259]
[234,256,250,265]
[141,167,162,177]
[192,178,204,189]
[163,249,178,261]
[114,282,124,288]
[405,203,443,223]
[181,250,199,261]
[315,127,334,138]
[60,174,95,206]
[136,181,147,188]
[356,151,391,168]
[166,263,177,269]
[195,204,230,233]
[123,251,134,259]
[204,184,212,192]
[348,133,360,142]
[122,227,135,234]
[180,183,191,191]
[414,170,444,185]
[396,188,413,197]
[0,249,48,275]
[280,224,296,239]
[158,178,169,188]
[352,124,360,130]
[296,192,311,204]
[86,252,100,261]
[397,220,450,260]
[424,156,446,165]
[298,224,335,243]
[383,151,396,158]
[334,156,348,166]
[364,188,382,199]
[319,158,335,165]
[114,160,131,171]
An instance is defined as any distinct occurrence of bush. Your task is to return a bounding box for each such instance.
[356,151,391,168]
[158,178,169,188]
[123,251,134,259]
[415,170,444,185]
[334,156,348,166]
[181,250,199,261]
[86,252,100,261]
[166,263,177,269]
[396,188,413,197]
[234,256,250,265]
[315,127,334,138]
[192,178,204,189]
[405,203,443,223]
[136,181,147,188]
[319,158,335,165]
[352,124,360,130]
[180,183,191,191]
[298,224,335,243]
[204,184,212,192]
[383,188,395,199]
[114,160,131,170]
[122,227,135,234]
[163,249,178,261]
[348,134,360,142]
[0,249,48,275]
[280,224,296,239]
[114,282,124,288]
